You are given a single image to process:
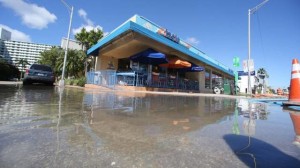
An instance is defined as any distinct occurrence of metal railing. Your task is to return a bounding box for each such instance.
[86,70,116,89]
[87,70,199,91]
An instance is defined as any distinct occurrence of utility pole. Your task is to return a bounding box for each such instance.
[247,0,269,94]
[58,0,73,87]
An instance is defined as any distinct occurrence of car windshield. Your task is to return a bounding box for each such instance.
[30,64,52,72]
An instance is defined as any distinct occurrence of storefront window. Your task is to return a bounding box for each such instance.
[212,71,223,89]
[205,70,211,89]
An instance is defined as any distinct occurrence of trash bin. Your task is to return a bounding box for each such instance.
[223,79,231,95]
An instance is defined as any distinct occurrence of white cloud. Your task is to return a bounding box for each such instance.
[0,24,31,42]
[78,9,87,19]
[72,8,107,35]
[185,37,200,46]
[0,0,56,29]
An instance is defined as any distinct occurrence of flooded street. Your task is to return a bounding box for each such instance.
[0,84,299,168]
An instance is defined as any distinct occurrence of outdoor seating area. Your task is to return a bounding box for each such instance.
[116,71,199,90]
[116,48,201,90]
[87,70,199,91]
[87,48,204,91]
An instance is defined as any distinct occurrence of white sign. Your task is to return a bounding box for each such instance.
[243,59,254,72]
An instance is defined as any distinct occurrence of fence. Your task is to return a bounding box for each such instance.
[86,70,116,89]
[87,70,200,91]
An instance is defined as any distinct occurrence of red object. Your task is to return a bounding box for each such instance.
[289,59,300,102]
[290,113,300,136]
[25,69,29,74]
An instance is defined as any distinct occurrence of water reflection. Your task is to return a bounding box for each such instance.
[283,106,300,147]
[290,112,300,146]
[80,91,237,155]
[238,99,269,136]
[229,99,270,168]
[230,100,300,168]
[1,85,298,167]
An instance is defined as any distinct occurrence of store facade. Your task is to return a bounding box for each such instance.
[87,15,234,93]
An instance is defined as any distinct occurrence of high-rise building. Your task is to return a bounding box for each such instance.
[0,28,11,41]
[0,29,55,72]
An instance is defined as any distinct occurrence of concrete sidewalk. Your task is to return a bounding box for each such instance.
[0,80,245,99]
[0,81,22,85]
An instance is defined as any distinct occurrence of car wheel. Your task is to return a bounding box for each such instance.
[23,80,31,85]
[46,82,54,86]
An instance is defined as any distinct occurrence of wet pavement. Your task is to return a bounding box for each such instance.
[0,84,299,168]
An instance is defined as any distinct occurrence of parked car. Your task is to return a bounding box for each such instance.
[23,64,55,85]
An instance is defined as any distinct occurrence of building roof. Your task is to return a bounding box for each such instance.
[87,15,234,76]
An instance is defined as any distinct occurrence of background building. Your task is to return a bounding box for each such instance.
[0,28,55,72]
[0,27,11,41]
[237,71,258,94]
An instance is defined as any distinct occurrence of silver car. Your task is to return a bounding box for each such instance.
[23,64,55,85]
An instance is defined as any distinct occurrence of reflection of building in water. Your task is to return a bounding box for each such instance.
[74,92,240,157]
[237,99,269,136]
[83,92,236,118]
[0,86,57,124]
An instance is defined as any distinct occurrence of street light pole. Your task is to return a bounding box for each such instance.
[247,0,268,94]
[58,0,73,87]
[247,8,251,94]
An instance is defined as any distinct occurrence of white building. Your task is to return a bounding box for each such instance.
[0,39,54,71]
[237,71,258,94]
[0,28,11,41]
[0,29,86,73]
[0,28,55,71]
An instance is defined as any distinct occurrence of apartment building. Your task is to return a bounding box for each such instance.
[0,28,55,71]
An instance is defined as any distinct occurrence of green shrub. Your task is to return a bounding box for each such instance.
[77,77,86,87]
[257,88,262,94]
[65,79,71,85]
[73,79,79,85]
[64,77,86,87]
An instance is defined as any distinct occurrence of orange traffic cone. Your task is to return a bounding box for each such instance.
[283,59,300,106]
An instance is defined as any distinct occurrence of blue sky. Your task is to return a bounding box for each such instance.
[0,0,299,89]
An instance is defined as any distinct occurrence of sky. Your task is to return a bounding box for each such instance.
[0,0,299,89]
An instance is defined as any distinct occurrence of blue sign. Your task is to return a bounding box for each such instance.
[238,71,255,76]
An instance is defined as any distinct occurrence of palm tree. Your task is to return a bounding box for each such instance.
[75,27,104,75]
[55,49,85,78]
[39,47,64,80]
[17,58,30,79]
[75,28,89,51]
[257,68,269,78]
[257,68,269,94]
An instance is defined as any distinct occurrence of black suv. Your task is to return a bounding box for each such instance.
[23,64,55,85]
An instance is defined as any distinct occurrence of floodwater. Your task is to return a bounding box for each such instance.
[0,84,299,168]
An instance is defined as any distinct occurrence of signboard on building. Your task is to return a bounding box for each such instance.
[157,28,180,43]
